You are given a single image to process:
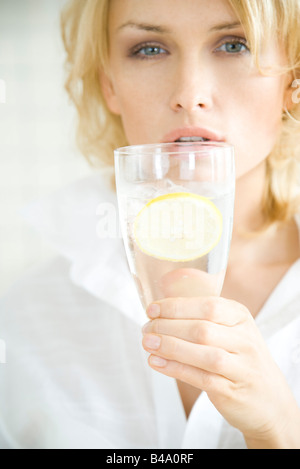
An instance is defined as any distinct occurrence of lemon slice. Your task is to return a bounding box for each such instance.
[133,192,223,262]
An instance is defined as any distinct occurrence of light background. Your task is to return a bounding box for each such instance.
[0,0,92,297]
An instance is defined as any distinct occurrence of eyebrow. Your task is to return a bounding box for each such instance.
[210,21,242,32]
[117,22,171,34]
[117,21,242,34]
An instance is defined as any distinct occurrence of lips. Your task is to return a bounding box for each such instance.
[162,127,224,143]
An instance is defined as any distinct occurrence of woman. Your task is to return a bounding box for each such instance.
[0,0,299,449]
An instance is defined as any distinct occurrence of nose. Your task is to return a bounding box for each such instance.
[169,57,214,113]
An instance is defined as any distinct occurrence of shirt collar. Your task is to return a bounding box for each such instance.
[21,168,147,326]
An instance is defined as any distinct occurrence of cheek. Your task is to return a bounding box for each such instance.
[112,81,157,144]
[110,64,170,144]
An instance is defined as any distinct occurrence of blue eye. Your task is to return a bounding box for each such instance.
[217,40,249,54]
[140,46,163,56]
[130,43,168,59]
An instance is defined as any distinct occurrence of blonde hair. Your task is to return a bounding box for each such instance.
[61,0,300,226]
[61,0,128,167]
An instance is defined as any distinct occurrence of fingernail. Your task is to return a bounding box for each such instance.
[147,303,160,319]
[143,334,161,350]
[149,355,167,368]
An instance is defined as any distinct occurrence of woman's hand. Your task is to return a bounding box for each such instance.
[142,297,300,448]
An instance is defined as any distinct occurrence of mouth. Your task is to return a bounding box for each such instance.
[162,127,225,144]
[174,136,210,143]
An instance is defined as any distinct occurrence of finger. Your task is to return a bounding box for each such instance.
[143,318,241,353]
[142,333,239,381]
[147,297,250,326]
[147,355,231,395]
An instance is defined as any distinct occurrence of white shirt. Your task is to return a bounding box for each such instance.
[0,168,299,449]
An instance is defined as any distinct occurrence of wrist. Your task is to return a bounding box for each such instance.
[244,411,300,449]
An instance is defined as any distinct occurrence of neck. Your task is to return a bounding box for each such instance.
[222,162,299,317]
[233,161,266,238]
[230,161,299,266]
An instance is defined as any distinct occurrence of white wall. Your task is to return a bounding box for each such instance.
[0,0,92,297]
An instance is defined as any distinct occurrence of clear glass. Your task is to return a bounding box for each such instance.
[114,142,235,309]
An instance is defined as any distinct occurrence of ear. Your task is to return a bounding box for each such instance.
[284,73,299,111]
[99,70,121,115]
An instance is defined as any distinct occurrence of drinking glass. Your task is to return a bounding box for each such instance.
[114,142,235,309]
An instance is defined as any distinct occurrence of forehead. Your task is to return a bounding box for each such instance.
[108,0,239,34]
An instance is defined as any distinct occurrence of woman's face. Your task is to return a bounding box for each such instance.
[102,0,292,179]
